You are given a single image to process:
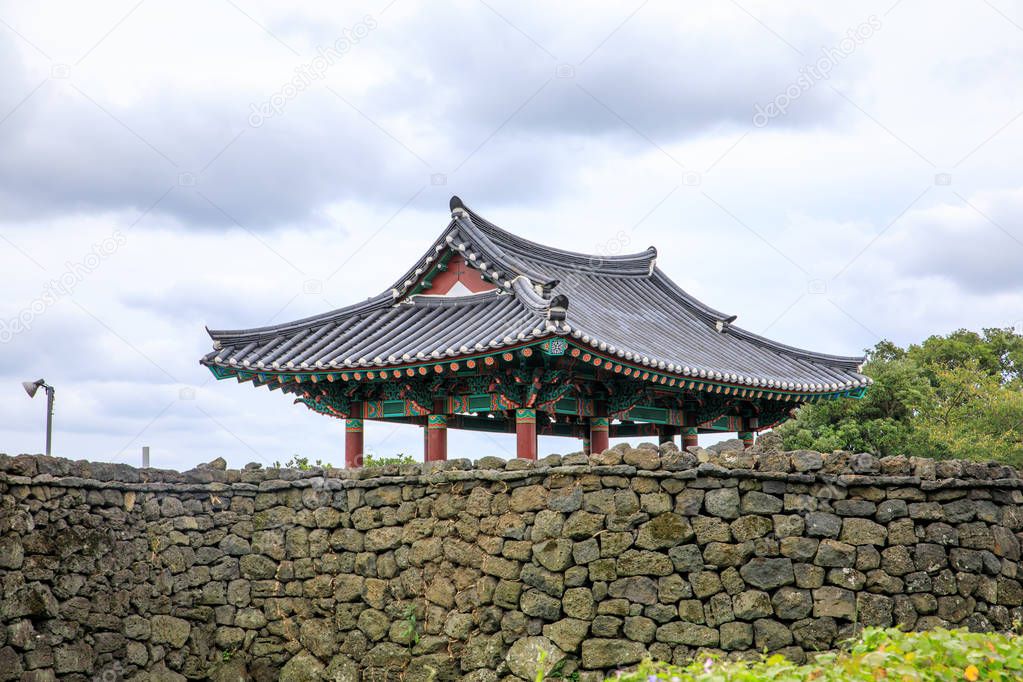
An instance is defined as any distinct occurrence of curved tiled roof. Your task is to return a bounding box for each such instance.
[202,196,870,396]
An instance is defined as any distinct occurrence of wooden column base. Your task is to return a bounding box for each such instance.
[590,417,609,455]
[682,426,698,449]
[515,409,537,460]
[426,415,448,462]
[345,418,364,468]
[739,431,754,450]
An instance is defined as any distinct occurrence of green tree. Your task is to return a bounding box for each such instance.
[778,328,1023,465]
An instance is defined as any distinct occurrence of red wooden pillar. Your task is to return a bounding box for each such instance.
[515,408,537,460]
[345,416,364,468]
[739,415,757,450]
[589,417,609,455]
[426,415,448,462]
[682,426,699,449]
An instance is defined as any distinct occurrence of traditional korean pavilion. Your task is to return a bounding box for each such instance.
[201,196,870,466]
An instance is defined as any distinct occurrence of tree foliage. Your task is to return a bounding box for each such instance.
[778,328,1023,465]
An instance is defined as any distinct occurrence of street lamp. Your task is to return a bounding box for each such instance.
[22,379,54,456]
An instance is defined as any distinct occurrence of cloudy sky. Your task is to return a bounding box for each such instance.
[2,0,1022,470]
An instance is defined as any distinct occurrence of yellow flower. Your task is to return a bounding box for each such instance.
[964,664,980,681]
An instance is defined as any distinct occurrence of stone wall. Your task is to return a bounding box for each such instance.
[2,443,1022,682]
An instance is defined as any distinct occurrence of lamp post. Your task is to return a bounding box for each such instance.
[22,379,54,456]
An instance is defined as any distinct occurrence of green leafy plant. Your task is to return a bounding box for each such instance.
[535,650,548,682]
[546,656,577,681]
[399,603,420,649]
[362,453,416,468]
[605,628,1023,682]
[272,456,333,470]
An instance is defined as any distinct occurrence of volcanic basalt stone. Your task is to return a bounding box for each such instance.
[914,544,948,573]
[675,489,705,516]
[730,515,775,542]
[781,537,820,562]
[589,617,617,638]
[791,616,838,651]
[580,639,646,669]
[668,544,704,574]
[691,516,732,545]
[677,599,705,623]
[608,576,659,605]
[719,621,754,650]
[773,514,805,538]
[813,586,856,619]
[635,513,693,549]
[617,550,673,577]
[827,567,866,591]
[732,590,773,620]
[704,488,741,520]
[805,512,842,538]
[857,593,894,627]
[740,491,784,515]
[543,618,590,652]
[876,499,909,523]
[657,574,692,602]
[789,450,824,472]
[815,539,857,568]
[623,615,657,643]
[754,618,794,651]
[506,636,564,680]
[689,571,724,599]
[533,539,574,572]
[151,615,191,649]
[772,587,813,620]
[655,621,719,646]
[739,558,794,590]
[563,587,596,620]
[839,518,888,546]
[703,541,755,567]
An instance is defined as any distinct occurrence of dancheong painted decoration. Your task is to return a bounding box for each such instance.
[201,196,871,466]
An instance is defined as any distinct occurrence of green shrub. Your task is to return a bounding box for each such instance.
[272,456,333,470]
[606,628,1023,682]
[361,453,416,468]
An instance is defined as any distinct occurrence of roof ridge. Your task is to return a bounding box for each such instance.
[453,197,657,275]
[451,213,548,283]
[408,289,507,306]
